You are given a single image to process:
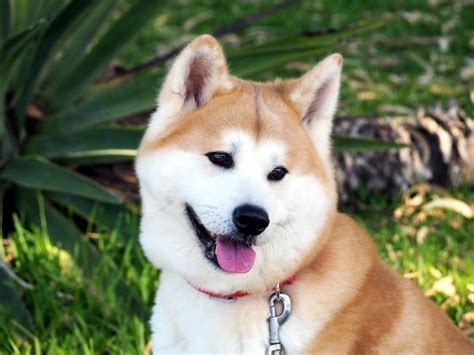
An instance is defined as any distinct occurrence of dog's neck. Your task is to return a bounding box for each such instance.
[187,275,297,300]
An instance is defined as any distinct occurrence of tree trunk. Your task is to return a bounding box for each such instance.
[333,102,474,206]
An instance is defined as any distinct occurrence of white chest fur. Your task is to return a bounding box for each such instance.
[151,271,316,354]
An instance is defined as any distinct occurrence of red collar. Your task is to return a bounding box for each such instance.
[188,275,296,299]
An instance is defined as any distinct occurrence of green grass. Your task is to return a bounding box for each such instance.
[118,0,474,116]
[0,217,158,354]
[352,188,474,328]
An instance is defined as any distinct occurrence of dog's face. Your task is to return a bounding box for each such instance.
[136,35,342,293]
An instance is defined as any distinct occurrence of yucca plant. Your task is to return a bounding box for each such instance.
[0,0,164,332]
[0,0,394,334]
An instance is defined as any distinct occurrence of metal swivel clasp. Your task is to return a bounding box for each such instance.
[266,290,292,355]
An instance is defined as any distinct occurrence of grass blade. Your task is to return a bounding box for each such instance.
[16,188,99,267]
[1,156,122,204]
[16,188,148,318]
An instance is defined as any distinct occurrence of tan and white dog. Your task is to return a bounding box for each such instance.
[136,35,474,354]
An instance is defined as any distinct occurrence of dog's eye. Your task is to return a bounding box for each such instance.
[268,166,288,181]
[206,151,234,169]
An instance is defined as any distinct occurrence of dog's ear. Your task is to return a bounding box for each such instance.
[287,54,342,158]
[155,35,233,121]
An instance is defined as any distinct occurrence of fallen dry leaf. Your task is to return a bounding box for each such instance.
[416,226,429,245]
[429,83,458,95]
[425,276,456,297]
[401,226,417,237]
[357,91,377,100]
[403,271,420,279]
[422,197,473,219]
[462,311,474,323]
[144,340,152,355]
[441,294,460,310]
[468,294,474,304]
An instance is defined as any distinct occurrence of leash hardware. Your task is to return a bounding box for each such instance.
[266,291,291,355]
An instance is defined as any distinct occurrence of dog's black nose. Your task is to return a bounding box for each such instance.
[232,204,269,236]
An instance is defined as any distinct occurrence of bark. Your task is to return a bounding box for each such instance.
[333,102,474,206]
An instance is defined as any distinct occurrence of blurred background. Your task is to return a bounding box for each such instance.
[0,0,473,352]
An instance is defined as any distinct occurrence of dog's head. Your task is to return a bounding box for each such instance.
[136,35,341,293]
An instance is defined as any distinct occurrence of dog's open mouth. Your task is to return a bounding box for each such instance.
[185,204,256,273]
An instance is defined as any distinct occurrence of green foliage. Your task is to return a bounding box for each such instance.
[1,216,157,352]
[0,0,161,336]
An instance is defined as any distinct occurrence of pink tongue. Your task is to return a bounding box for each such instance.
[215,237,256,273]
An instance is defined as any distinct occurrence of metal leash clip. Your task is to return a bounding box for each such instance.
[266,285,291,355]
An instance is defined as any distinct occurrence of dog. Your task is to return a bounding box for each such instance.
[136,35,474,353]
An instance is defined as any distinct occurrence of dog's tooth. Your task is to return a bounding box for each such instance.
[205,246,215,259]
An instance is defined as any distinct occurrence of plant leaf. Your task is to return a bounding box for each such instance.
[333,136,409,151]
[13,0,95,123]
[0,22,40,56]
[47,192,137,235]
[1,25,41,158]
[0,0,11,45]
[229,17,393,78]
[229,17,393,58]
[40,0,117,92]
[1,155,122,204]
[231,47,328,77]
[6,0,64,94]
[0,269,33,333]
[0,181,10,237]
[58,151,139,166]
[10,0,64,35]
[46,1,162,110]
[39,72,159,134]
[24,127,144,162]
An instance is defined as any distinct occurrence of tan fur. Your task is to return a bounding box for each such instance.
[296,214,474,353]
[140,80,332,185]
[139,35,473,353]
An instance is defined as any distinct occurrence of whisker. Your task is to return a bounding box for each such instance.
[288,221,300,241]
[192,204,217,210]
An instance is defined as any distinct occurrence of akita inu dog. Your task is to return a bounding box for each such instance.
[136,35,473,354]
